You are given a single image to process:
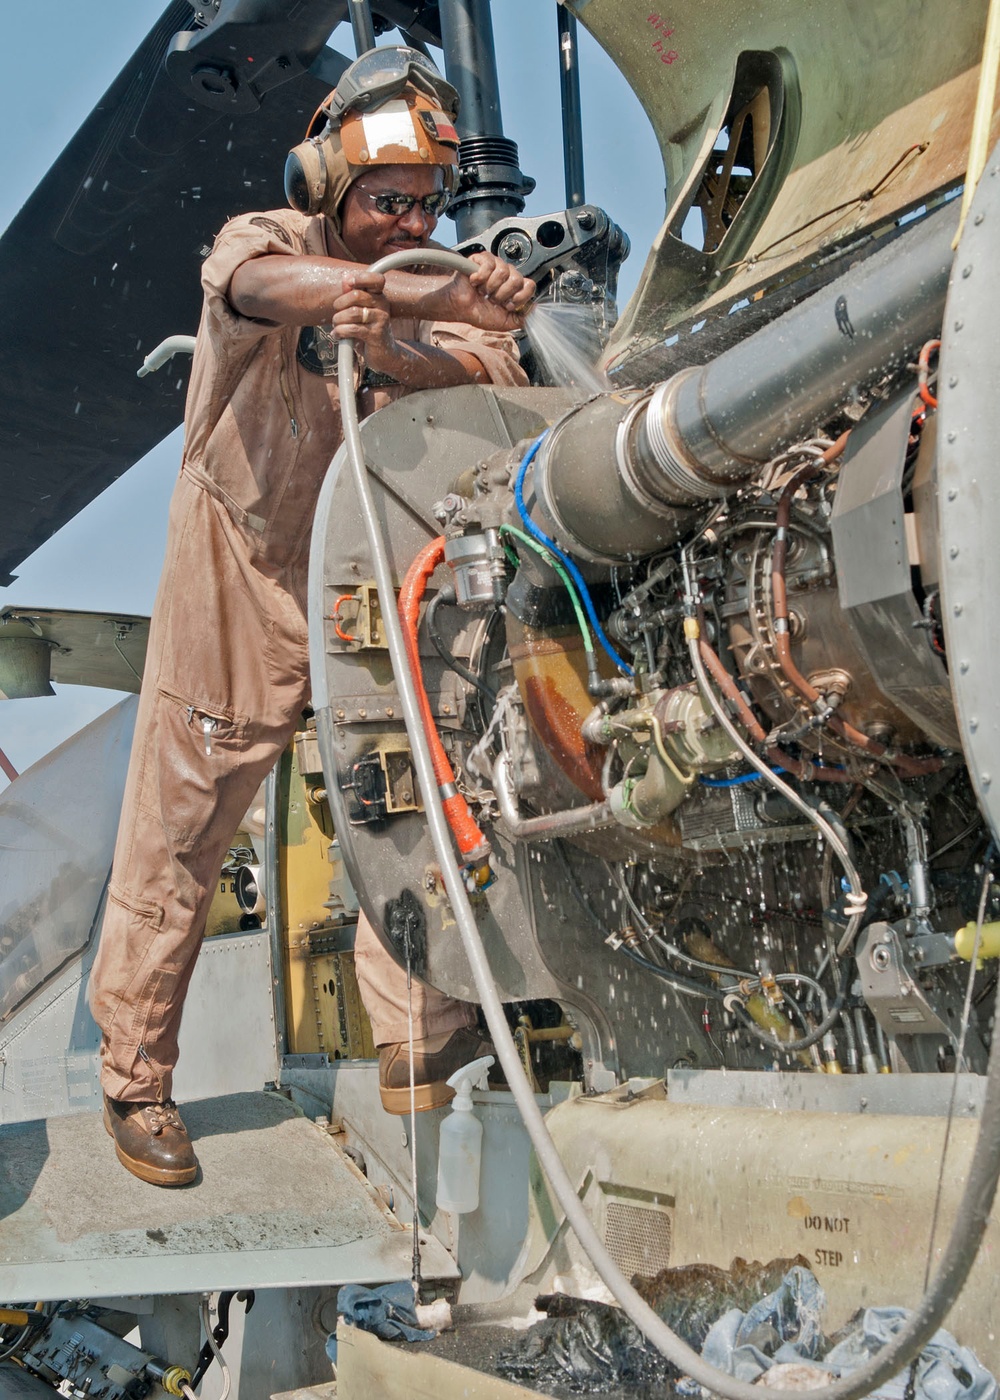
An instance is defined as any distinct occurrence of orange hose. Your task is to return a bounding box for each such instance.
[331,593,359,643]
[698,636,850,783]
[398,537,491,864]
[918,338,940,410]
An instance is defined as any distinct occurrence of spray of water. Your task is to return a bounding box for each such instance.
[522,301,611,395]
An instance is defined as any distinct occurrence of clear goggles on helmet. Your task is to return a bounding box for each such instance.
[323,47,460,130]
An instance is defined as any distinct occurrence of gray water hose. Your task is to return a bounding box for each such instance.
[336,246,1000,1398]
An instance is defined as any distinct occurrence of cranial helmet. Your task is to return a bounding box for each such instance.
[284,46,461,219]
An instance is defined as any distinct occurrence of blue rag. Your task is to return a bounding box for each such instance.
[700,1268,997,1400]
[335,1281,436,1344]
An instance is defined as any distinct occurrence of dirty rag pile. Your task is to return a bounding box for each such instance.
[495,1259,997,1399]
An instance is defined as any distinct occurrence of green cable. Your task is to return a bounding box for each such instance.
[499,522,594,658]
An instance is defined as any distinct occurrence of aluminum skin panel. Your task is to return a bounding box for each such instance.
[1,924,279,1125]
[830,389,959,749]
[937,147,1000,846]
[520,1086,1000,1365]
[0,698,136,1030]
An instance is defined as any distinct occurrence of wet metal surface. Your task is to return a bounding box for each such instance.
[0,1090,458,1298]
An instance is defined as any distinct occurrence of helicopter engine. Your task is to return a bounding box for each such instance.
[312,194,998,1090]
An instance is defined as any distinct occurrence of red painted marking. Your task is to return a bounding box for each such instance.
[646,16,680,64]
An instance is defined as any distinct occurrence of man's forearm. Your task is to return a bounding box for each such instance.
[375,341,488,388]
[230,256,454,325]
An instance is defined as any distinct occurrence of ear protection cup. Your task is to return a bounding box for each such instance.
[284,137,329,215]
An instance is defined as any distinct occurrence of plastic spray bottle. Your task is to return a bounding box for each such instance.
[435,1055,494,1214]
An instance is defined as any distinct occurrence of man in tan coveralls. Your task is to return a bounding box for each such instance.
[89,48,534,1186]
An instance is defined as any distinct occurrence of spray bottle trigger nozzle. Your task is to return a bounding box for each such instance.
[445,1054,494,1104]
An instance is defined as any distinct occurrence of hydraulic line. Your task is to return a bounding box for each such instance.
[696,629,851,784]
[514,435,634,677]
[337,247,1000,1400]
[610,864,833,1008]
[425,588,494,702]
[618,942,728,1001]
[181,1298,231,1400]
[700,768,782,787]
[556,848,726,1002]
[398,535,491,866]
[493,750,613,841]
[683,926,820,1068]
[500,522,593,662]
[769,455,942,779]
[683,550,869,1008]
[725,963,852,1056]
[689,641,869,973]
[854,1006,881,1076]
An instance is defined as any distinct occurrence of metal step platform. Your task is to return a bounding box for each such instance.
[0,1090,459,1300]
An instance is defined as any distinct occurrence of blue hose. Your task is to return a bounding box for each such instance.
[514,434,633,676]
[700,771,775,788]
[700,765,848,788]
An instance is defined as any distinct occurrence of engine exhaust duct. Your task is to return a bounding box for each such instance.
[533,202,958,564]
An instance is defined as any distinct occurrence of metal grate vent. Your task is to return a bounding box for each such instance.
[603,1200,673,1278]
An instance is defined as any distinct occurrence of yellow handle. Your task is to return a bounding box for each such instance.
[954,919,1000,965]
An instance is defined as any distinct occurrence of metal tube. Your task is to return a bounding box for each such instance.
[493,752,613,841]
[904,810,933,919]
[263,761,287,1058]
[438,0,532,238]
[535,202,959,561]
[664,202,958,484]
[558,7,585,207]
[854,1006,881,1075]
[875,1018,892,1072]
[438,0,503,138]
[348,0,376,57]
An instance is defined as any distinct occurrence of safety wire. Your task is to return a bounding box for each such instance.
[336,246,1000,1400]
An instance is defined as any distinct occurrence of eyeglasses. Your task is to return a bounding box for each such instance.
[359,188,451,218]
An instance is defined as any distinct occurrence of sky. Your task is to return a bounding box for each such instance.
[0,1,664,779]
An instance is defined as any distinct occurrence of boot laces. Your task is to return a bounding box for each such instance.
[143,1100,184,1136]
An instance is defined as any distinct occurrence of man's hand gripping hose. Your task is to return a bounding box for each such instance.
[337,247,1000,1399]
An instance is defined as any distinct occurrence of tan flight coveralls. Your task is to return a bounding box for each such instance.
[90,207,527,1103]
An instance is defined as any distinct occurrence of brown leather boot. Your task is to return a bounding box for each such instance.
[378,1026,495,1114]
[103,1094,199,1186]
